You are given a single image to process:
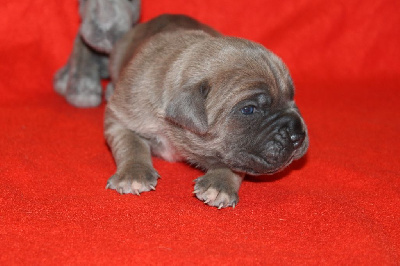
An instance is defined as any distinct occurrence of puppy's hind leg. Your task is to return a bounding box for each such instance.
[104,111,159,195]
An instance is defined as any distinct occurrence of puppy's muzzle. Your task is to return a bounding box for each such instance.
[231,111,308,175]
[263,113,306,163]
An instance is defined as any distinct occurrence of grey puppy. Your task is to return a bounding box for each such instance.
[54,0,140,108]
[105,14,309,209]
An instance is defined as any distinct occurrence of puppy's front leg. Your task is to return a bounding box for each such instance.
[194,168,244,209]
[104,114,159,195]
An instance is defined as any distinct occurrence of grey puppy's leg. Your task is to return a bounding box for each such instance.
[194,169,244,209]
[64,36,104,107]
[104,112,159,195]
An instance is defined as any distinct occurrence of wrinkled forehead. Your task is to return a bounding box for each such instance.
[241,47,294,100]
[208,52,295,109]
[263,51,295,101]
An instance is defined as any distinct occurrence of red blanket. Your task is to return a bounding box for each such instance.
[1,0,399,264]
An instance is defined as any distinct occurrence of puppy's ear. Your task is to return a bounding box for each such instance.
[165,81,210,135]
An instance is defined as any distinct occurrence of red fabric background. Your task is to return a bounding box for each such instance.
[1,0,399,264]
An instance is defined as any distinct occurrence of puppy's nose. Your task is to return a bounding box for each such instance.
[290,131,305,149]
[286,115,305,149]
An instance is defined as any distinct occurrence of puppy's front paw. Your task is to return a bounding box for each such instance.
[193,169,242,209]
[106,164,160,195]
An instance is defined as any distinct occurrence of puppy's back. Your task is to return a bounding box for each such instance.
[110,14,220,81]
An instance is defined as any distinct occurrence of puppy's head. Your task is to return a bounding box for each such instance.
[165,37,308,175]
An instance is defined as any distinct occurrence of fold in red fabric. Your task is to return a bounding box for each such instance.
[1,0,399,264]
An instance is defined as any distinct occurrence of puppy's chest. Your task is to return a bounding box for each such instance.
[148,134,182,162]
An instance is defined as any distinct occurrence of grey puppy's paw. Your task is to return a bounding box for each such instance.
[106,163,160,195]
[54,65,70,96]
[54,63,102,107]
[65,77,103,108]
[194,169,242,209]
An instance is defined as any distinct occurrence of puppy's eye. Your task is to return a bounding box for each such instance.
[241,105,256,115]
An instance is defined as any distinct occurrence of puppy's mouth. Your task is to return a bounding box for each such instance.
[227,137,307,175]
[229,152,294,176]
